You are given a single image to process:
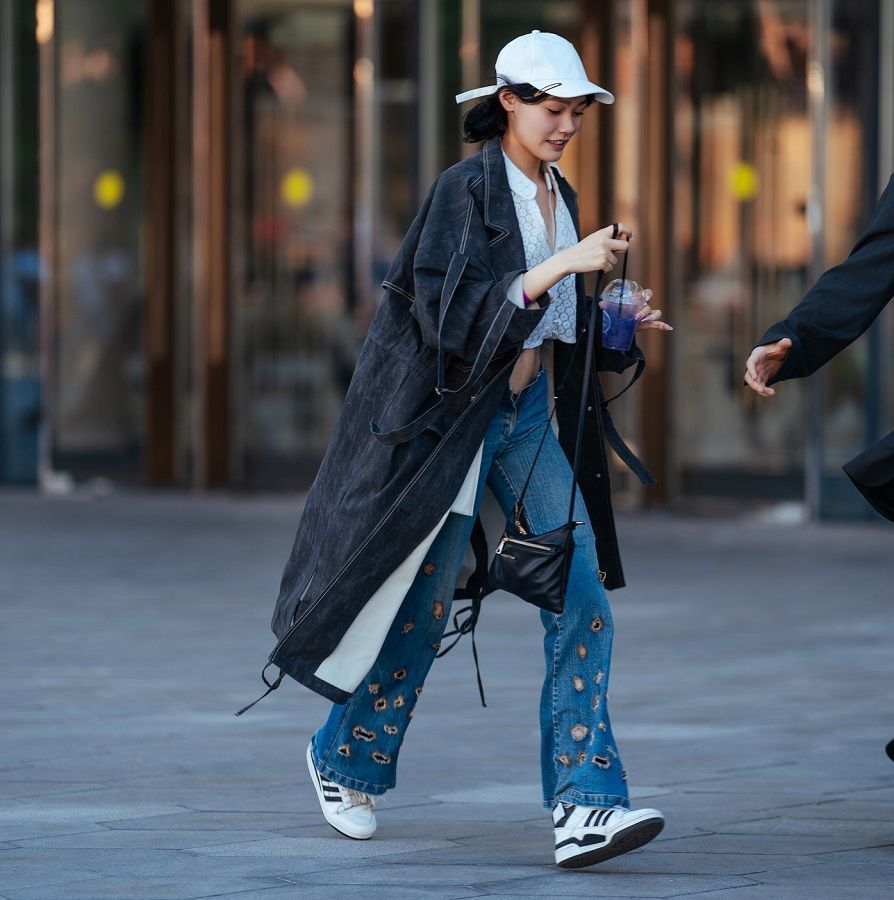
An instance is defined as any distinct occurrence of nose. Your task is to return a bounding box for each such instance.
[558,112,577,136]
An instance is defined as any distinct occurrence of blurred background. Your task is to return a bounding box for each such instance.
[0,0,892,519]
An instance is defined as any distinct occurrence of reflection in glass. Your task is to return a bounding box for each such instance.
[237,3,356,488]
[53,0,145,481]
[671,0,811,502]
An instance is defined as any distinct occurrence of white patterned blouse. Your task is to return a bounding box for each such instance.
[502,150,579,348]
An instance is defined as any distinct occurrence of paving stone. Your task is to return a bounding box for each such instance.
[14,829,280,850]
[2,875,290,900]
[469,871,758,896]
[707,815,894,840]
[289,862,547,887]
[652,831,893,855]
[213,886,489,900]
[2,493,893,896]
[189,835,457,859]
[698,886,890,900]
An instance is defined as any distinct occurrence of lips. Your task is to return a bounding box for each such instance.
[547,140,567,149]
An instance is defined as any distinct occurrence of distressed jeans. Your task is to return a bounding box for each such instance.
[311,369,629,811]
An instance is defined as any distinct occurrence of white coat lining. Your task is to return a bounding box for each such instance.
[313,441,485,693]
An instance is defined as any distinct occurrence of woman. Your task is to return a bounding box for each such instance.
[261,31,673,868]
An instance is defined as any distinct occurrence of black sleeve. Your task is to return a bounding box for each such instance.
[757,174,894,384]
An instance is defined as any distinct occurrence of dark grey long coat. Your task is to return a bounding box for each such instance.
[264,136,650,705]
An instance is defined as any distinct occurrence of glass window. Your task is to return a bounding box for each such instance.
[1,0,41,484]
[51,0,146,483]
[670,0,811,503]
[235,0,357,488]
[670,0,884,515]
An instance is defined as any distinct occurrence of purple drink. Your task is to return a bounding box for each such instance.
[599,279,646,351]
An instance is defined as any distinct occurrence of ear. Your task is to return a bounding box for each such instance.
[498,89,516,113]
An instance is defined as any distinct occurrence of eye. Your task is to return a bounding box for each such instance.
[547,108,563,115]
[573,110,585,118]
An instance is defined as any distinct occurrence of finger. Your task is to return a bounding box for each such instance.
[644,308,663,322]
[603,252,618,269]
[635,304,653,321]
[763,338,792,359]
[745,354,760,380]
[613,222,633,239]
[744,370,775,397]
[743,364,765,389]
[607,239,630,252]
[639,320,673,332]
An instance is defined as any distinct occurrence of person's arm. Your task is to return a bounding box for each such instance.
[746,174,894,396]
[412,174,632,363]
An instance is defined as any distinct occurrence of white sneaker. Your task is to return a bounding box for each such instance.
[306,741,377,839]
[553,803,664,868]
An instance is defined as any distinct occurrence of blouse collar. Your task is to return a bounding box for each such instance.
[502,149,562,200]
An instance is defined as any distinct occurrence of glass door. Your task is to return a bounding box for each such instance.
[49,0,147,484]
[234,0,356,489]
[670,0,884,514]
[670,0,812,504]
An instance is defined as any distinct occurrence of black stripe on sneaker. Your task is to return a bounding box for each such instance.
[584,809,599,827]
[555,833,607,851]
[554,804,575,828]
[314,767,341,803]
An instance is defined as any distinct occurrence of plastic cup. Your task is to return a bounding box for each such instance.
[599,278,646,351]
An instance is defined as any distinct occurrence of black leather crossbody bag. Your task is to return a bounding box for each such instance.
[488,268,608,615]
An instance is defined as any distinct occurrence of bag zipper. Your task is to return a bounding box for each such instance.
[496,535,559,554]
[496,520,582,556]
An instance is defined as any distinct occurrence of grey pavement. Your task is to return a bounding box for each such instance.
[2,489,894,899]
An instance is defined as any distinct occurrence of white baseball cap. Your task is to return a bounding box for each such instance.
[455,30,614,105]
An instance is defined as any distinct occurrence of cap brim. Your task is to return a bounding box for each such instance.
[531,78,614,104]
[455,78,614,105]
[455,85,499,104]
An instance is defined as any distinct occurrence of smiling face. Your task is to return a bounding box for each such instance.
[499,90,589,162]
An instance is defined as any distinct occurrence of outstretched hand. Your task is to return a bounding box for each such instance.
[634,290,673,333]
[744,338,792,397]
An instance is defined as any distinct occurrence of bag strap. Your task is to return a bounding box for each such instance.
[512,266,607,533]
[565,271,604,528]
[437,515,490,706]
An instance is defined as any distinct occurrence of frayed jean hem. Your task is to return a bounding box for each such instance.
[311,741,394,796]
[545,790,629,811]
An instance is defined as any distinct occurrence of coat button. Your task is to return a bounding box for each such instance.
[423,562,436,575]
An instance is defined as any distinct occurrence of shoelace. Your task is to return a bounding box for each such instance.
[338,788,376,814]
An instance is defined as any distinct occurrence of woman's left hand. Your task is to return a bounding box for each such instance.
[634,290,674,332]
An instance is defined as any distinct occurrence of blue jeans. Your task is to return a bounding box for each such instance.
[311,370,629,810]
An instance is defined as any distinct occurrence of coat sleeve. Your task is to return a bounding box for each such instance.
[758,174,894,384]
[411,172,548,369]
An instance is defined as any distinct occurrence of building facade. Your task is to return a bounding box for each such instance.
[1,0,892,517]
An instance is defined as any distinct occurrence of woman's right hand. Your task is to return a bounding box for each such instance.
[560,224,632,275]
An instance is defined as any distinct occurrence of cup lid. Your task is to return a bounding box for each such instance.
[600,278,643,302]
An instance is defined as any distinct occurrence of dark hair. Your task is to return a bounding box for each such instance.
[461,83,595,143]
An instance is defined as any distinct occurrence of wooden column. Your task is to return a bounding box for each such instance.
[577,0,615,244]
[192,0,232,487]
[639,0,673,501]
[145,0,177,484]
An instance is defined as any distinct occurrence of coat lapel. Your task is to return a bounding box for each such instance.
[480,137,526,275]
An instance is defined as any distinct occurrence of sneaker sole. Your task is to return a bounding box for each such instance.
[555,814,665,869]
[305,742,375,840]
